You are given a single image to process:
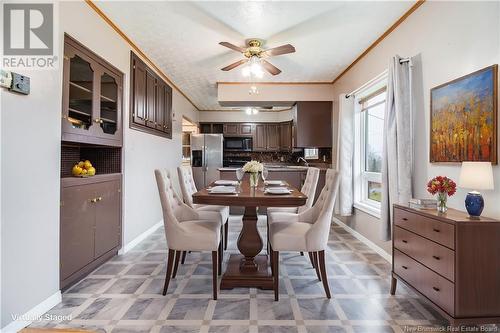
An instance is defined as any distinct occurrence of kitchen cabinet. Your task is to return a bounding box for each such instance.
[280,121,293,151]
[130,52,172,139]
[60,174,122,289]
[223,124,239,135]
[62,35,124,146]
[200,123,223,134]
[254,124,267,151]
[294,102,332,148]
[240,123,253,135]
[267,124,281,151]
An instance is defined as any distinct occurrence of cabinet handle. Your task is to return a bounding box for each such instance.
[94,118,101,123]
[97,197,102,202]
[402,265,408,270]
[432,255,440,260]
[432,287,440,292]
[145,118,149,122]
[90,198,97,203]
[402,217,408,221]
[402,240,408,243]
[433,228,440,233]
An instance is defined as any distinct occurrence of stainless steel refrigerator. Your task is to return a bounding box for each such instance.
[190,134,223,189]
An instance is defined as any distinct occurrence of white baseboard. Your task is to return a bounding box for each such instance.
[119,220,163,254]
[332,216,392,263]
[1,290,62,333]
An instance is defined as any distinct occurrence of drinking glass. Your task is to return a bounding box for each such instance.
[261,167,269,183]
[236,168,244,185]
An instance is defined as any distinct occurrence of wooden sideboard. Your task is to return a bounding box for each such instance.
[391,204,500,325]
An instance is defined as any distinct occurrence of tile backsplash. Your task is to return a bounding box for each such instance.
[224,148,332,165]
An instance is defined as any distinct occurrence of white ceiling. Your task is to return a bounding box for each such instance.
[96,1,414,110]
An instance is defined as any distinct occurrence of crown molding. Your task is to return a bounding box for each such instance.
[84,0,201,111]
[331,0,425,85]
[216,81,332,86]
[200,107,293,113]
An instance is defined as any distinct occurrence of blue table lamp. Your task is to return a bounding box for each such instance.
[458,162,494,218]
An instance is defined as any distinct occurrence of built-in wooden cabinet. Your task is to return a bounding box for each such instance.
[294,102,332,148]
[267,124,281,151]
[62,35,123,146]
[200,123,223,134]
[223,123,254,136]
[60,174,122,289]
[280,121,293,151]
[130,52,172,138]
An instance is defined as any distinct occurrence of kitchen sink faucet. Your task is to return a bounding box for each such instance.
[297,157,309,167]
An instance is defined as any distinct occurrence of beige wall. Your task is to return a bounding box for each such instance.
[1,1,198,329]
[331,1,500,253]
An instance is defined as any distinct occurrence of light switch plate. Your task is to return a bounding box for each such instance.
[10,72,30,95]
[0,70,12,89]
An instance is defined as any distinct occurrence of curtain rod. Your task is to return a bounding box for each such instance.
[345,57,411,98]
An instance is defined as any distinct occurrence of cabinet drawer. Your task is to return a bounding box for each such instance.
[394,227,455,282]
[394,250,455,316]
[394,208,455,249]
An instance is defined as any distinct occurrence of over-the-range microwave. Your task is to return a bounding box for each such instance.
[223,137,253,151]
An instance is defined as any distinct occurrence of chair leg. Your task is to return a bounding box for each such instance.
[272,250,279,301]
[318,250,331,299]
[313,252,321,281]
[163,249,175,295]
[266,217,270,254]
[172,250,181,279]
[308,252,315,268]
[212,250,218,300]
[218,240,223,276]
[300,252,304,256]
[269,243,274,276]
[224,219,229,250]
[181,251,187,265]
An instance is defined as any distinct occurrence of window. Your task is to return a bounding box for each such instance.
[353,77,387,217]
[304,148,319,160]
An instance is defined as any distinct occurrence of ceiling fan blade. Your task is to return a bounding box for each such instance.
[262,44,296,57]
[261,60,282,76]
[219,42,246,53]
[221,59,248,71]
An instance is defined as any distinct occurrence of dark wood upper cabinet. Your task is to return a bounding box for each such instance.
[130,52,172,139]
[240,123,253,135]
[62,35,123,147]
[254,124,267,151]
[280,121,293,151]
[267,124,281,151]
[294,101,332,148]
[223,124,239,136]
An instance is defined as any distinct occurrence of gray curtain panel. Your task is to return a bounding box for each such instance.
[380,56,413,241]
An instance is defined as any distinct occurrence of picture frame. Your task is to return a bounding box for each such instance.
[430,64,498,164]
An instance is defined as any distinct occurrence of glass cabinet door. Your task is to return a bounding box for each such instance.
[99,72,118,135]
[68,55,94,131]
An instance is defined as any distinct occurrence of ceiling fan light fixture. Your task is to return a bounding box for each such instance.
[245,107,253,115]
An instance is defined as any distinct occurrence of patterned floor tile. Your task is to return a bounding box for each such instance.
[31,215,497,333]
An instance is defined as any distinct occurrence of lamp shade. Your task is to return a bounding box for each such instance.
[458,162,494,190]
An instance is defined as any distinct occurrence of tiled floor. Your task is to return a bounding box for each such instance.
[31,216,498,332]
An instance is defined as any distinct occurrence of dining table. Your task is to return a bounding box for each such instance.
[192,180,307,289]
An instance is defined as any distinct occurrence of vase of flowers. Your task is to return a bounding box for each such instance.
[243,160,264,187]
[427,176,457,213]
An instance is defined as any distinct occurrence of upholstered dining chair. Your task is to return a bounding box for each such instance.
[268,169,340,301]
[266,167,320,256]
[177,166,230,264]
[155,169,222,300]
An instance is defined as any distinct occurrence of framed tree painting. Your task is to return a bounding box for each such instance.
[430,64,498,164]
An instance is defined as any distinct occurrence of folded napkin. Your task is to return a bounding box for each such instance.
[265,180,284,186]
[214,180,238,186]
[265,187,291,194]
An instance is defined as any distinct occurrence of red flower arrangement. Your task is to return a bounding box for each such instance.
[427,176,457,196]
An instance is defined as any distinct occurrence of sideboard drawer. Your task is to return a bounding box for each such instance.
[394,226,455,282]
[394,250,455,316]
[394,207,455,249]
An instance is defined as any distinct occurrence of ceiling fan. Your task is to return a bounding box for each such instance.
[219,39,295,76]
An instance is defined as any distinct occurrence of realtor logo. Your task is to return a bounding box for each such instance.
[3,3,53,56]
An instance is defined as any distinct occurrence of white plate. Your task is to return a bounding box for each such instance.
[208,186,237,194]
[214,180,238,186]
[265,187,292,195]
[265,180,284,186]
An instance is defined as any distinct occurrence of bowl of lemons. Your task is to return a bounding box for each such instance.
[72,160,96,177]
